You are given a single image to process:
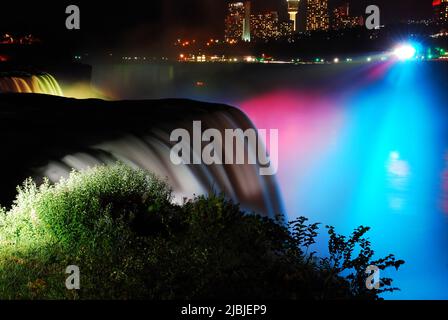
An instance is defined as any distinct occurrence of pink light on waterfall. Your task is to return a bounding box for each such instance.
[238,90,346,215]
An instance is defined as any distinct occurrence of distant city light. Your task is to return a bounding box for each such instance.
[367,57,372,62]
[393,44,417,61]
[333,58,339,63]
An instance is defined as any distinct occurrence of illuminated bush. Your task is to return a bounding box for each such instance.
[0,164,404,300]
[1,164,171,245]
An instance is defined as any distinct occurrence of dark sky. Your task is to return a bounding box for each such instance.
[0,0,434,52]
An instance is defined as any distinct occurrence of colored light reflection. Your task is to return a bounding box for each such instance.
[386,151,411,211]
[61,82,112,100]
[239,61,448,299]
[443,152,448,215]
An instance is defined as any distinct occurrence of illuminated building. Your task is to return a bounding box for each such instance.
[287,0,300,32]
[225,2,251,43]
[251,12,280,41]
[332,3,348,30]
[306,0,330,31]
[226,1,296,42]
[433,0,448,25]
[280,21,294,37]
[225,2,245,43]
[332,3,363,30]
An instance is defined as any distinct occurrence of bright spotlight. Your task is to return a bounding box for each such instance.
[393,44,417,61]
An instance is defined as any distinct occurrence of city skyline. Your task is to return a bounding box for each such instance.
[0,2,436,33]
[0,1,439,53]
[223,0,431,44]
[178,0,435,40]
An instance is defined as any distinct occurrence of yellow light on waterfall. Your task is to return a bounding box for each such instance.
[0,73,63,96]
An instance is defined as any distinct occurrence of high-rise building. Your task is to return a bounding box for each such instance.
[287,0,300,32]
[279,21,294,38]
[332,2,349,30]
[225,2,251,43]
[251,12,280,41]
[225,2,244,43]
[433,0,448,25]
[332,2,364,30]
[306,0,330,31]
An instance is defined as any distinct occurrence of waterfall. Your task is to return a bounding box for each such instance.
[0,94,284,219]
[35,112,283,218]
[0,72,63,96]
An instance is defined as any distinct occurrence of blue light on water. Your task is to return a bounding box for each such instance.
[291,62,448,299]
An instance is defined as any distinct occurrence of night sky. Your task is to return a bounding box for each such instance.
[0,1,435,52]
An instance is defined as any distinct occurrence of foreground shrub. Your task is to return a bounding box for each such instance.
[0,164,404,299]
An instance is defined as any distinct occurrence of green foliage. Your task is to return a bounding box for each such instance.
[0,164,404,300]
[321,225,405,298]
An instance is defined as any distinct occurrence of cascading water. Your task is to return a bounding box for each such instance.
[0,94,284,219]
[0,72,63,96]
